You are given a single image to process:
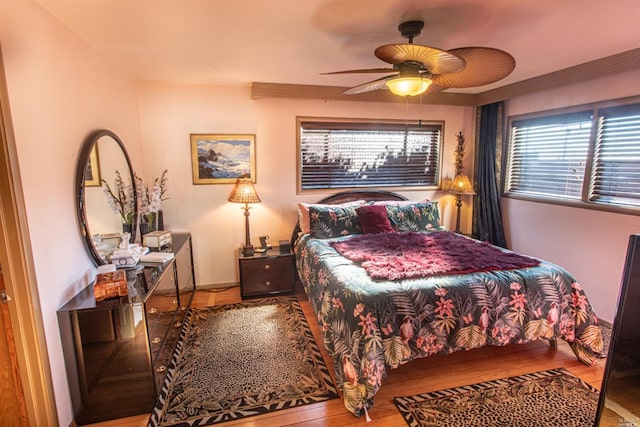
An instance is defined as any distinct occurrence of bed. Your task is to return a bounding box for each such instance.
[292,190,604,419]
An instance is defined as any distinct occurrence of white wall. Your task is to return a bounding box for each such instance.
[1,1,143,424]
[503,69,640,323]
[137,80,475,286]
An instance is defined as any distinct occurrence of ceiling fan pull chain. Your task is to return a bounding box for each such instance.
[419,91,424,126]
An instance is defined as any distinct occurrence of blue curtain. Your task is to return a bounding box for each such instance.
[472,102,507,248]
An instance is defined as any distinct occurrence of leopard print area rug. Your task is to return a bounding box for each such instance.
[599,322,612,358]
[394,368,598,427]
[149,297,338,427]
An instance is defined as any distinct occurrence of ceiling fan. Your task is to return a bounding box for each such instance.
[324,20,516,97]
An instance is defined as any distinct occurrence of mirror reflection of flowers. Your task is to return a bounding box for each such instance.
[136,169,168,230]
[102,170,135,224]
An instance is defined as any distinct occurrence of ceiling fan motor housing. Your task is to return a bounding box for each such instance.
[398,20,425,43]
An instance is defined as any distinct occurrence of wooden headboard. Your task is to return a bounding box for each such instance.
[290,190,408,246]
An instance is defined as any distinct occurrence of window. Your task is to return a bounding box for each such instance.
[505,100,640,211]
[589,104,640,207]
[298,118,443,191]
[506,112,593,200]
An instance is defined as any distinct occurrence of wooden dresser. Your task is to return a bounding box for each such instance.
[57,232,194,425]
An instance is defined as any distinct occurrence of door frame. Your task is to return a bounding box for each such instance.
[0,46,58,425]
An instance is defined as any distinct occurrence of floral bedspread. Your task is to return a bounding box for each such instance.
[295,231,604,418]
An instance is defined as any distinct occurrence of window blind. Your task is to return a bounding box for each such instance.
[299,120,442,190]
[506,111,592,199]
[589,104,640,208]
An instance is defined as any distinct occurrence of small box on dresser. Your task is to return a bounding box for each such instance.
[143,230,172,249]
[238,246,296,299]
[93,269,127,301]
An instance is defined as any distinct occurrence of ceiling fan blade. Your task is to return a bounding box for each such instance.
[431,47,516,88]
[343,76,391,95]
[375,44,465,74]
[425,84,446,94]
[321,68,395,75]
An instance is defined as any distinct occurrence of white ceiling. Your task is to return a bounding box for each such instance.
[34,0,640,94]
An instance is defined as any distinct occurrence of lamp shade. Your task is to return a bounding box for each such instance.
[386,76,432,97]
[228,178,261,204]
[450,174,475,195]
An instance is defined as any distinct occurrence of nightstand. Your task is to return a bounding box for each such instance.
[238,247,296,299]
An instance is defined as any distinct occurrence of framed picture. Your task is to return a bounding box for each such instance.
[190,134,256,184]
[84,144,101,187]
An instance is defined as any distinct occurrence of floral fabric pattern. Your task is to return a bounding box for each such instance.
[295,232,604,418]
[309,205,362,238]
[385,202,443,232]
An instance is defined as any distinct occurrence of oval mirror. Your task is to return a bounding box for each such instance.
[76,129,136,266]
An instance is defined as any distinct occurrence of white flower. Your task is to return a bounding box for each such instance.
[136,170,168,222]
[102,170,135,223]
[103,185,118,213]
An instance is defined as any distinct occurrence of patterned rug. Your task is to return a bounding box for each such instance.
[148,297,338,426]
[394,368,599,427]
[600,322,612,358]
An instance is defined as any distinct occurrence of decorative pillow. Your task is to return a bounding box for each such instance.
[308,205,362,239]
[386,201,442,232]
[356,204,394,234]
[297,200,365,234]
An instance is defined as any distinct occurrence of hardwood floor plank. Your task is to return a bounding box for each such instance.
[86,286,605,427]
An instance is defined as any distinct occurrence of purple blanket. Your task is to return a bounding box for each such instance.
[329,231,540,280]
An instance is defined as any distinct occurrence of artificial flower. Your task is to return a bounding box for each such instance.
[102,170,135,224]
[136,169,169,226]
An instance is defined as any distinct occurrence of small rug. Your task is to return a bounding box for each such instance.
[394,368,599,427]
[148,297,339,427]
[599,322,612,358]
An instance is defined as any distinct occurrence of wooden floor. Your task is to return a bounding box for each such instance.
[87,285,606,427]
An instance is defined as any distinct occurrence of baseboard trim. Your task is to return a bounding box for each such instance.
[197,282,239,290]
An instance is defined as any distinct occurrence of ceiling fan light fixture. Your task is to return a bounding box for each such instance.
[386,76,432,97]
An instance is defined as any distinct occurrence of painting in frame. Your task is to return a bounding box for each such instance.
[84,144,101,187]
[190,134,256,184]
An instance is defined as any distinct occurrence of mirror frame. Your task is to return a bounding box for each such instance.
[76,129,136,266]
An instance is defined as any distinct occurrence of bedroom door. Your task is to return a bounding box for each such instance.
[0,267,28,426]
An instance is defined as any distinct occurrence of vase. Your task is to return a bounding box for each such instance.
[145,213,157,232]
[122,223,134,243]
[139,222,150,237]
[156,210,164,231]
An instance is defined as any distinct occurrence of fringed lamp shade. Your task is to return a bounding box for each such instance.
[449,174,475,234]
[228,178,261,256]
[228,178,261,204]
[450,174,475,195]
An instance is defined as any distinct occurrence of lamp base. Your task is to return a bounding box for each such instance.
[454,194,463,234]
[241,245,255,257]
